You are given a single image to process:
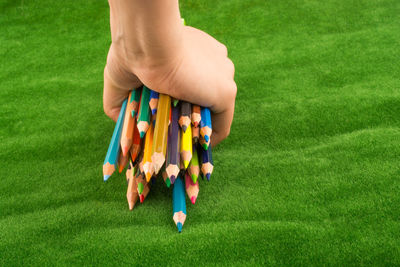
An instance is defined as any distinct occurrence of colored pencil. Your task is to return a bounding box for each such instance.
[162,169,171,188]
[179,101,191,132]
[172,174,186,233]
[137,85,151,138]
[130,123,141,163]
[180,123,192,169]
[172,98,179,107]
[103,98,127,181]
[151,94,171,174]
[185,172,199,204]
[188,144,200,183]
[127,170,139,210]
[166,105,180,184]
[201,144,214,181]
[126,160,133,182]
[200,107,212,150]
[149,90,159,115]
[191,105,201,127]
[131,87,142,117]
[136,171,150,203]
[142,122,154,182]
[121,91,136,156]
[192,124,199,144]
[118,150,129,173]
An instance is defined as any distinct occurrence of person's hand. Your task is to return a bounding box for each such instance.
[103,5,236,146]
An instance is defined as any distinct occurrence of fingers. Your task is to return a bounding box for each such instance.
[210,80,237,146]
[103,66,129,122]
[103,45,143,121]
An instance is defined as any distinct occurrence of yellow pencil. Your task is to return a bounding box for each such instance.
[151,94,171,174]
[142,122,154,182]
[180,124,192,169]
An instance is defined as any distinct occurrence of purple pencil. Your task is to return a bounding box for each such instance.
[166,105,180,184]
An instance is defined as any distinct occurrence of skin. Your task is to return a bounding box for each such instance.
[104,0,237,146]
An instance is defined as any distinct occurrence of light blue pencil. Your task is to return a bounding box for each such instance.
[103,99,128,181]
[172,174,187,232]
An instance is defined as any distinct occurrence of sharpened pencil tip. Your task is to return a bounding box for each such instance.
[138,182,144,194]
[140,131,145,138]
[131,110,136,117]
[204,135,209,142]
[151,109,157,115]
[202,143,208,150]
[177,222,183,232]
[191,196,197,204]
[166,177,171,188]
[183,160,190,169]
[103,175,110,181]
[182,125,187,132]
[206,173,211,181]
[145,173,152,182]
[122,146,129,157]
[191,174,197,183]
[140,195,144,203]
[170,175,176,184]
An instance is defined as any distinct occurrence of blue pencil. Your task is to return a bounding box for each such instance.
[201,144,213,181]
[149,90,159,115]
[103,99,128,181]
[172,174,187,232]
[200,107,212,150]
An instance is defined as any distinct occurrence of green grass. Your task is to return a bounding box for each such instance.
[1,0,400,265]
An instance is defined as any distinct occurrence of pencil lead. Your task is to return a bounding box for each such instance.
[103,174,110,181]
[204,135,209,142]
[138,182,144,194]
[177,222,183,233]
[182,125,187,132]
[131,110,136,117]
[140,131,145,139]
[191,174,197,183]
[151,109,157,115]
[202,143,208,150]
[170,175,176,184]
[139,195,144,203]
[191,196,197,204]
[166,177,171,188]
[206,173,211,181]
[183,160,190,169]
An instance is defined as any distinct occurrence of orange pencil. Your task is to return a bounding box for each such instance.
[118,151,129,173]
[127,170,139,210]
[130,123,141,163]
[191,105,201,127]
[121,91,137,156]
[142,122,154,182]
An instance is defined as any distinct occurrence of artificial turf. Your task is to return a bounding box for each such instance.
[1,0,400,265]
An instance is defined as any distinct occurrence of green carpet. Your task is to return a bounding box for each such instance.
[1,0,400,265]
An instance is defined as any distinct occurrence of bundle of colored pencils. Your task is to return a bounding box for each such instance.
[102,85,213,233]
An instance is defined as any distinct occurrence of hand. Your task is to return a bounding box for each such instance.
[103,24,236,146]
